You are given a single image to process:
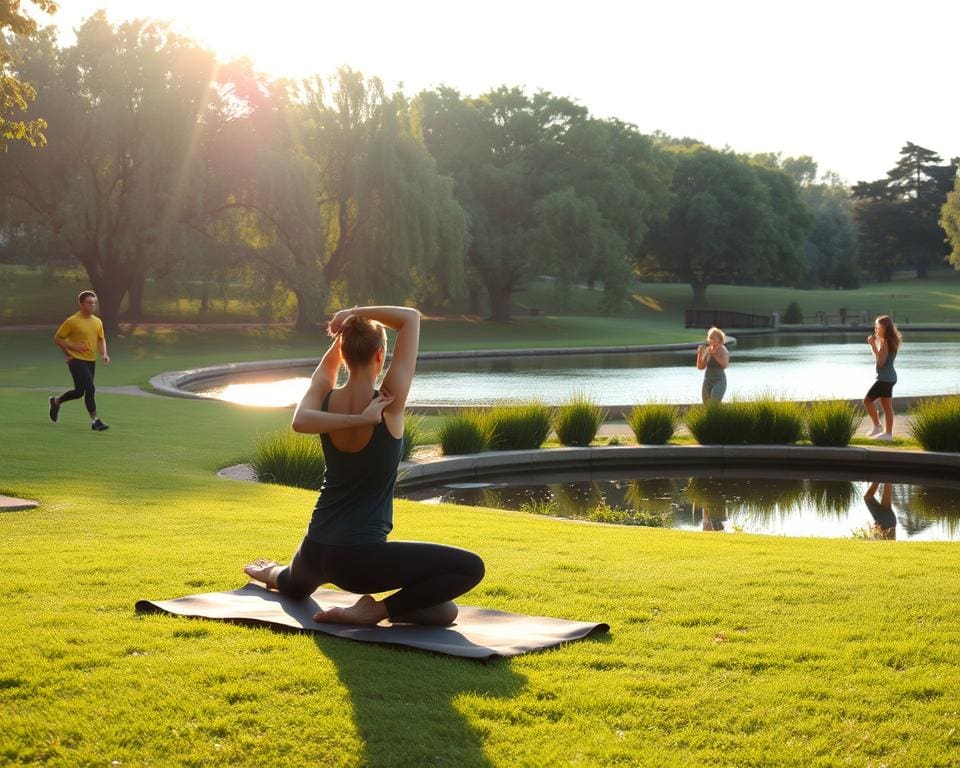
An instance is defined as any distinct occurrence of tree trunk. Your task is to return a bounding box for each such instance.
[125,273,145,321]
[91,276,129,335]
[468,285,481,315]
[915,254,929,279]
[690,281,708,305]
[293,286,325,332]
[200,280,210,313]
[487,285,512,322]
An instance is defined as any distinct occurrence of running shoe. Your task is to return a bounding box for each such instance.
[48,396,60,422]
[91,419,110,431]
[866,424,884,438]
[876,432,894,441]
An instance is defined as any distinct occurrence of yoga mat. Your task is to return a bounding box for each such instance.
[136,582,609,660]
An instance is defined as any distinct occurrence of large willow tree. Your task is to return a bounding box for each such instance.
[205,67,468,329]
[1,12,219,331]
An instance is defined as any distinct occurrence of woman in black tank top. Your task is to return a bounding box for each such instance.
[244,306,484,626]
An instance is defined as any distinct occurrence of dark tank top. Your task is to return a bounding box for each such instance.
[306,389,403,545]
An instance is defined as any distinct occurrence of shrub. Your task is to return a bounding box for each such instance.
[485,402,552,450]
[783,301,803,324]
[250,429,325,490]
[437,410,489,455]
[750,396,805,444]
[519,497,558,516]
[627,403,679,445]
[685,397,804,445]
[684,401,754,444]
[806,400,860,446]
[553,392,606,446]
[909,396,960,452]
[401,414,427,462]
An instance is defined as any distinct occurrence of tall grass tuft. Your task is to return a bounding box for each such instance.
[401,414,427,462]
[684,401,754,444]
[627,403,679,444]
[250,429,326,490]
[554,392,606,446]
[909,396,960,452]
[437,410,489,455]
[485,402,552,450]
[750,396,805,444]
[807,400,860,446]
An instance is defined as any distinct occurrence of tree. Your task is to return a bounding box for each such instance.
[1,0,56,150]
[418,86,672,320]
[852,142,957,279]
[203,67,469,329]
[1,13,221,331]
[941,174,960,271]
[639,146,811,304]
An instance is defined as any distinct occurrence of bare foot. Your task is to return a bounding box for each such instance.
[314,594,388,625]
[243,558,282,590]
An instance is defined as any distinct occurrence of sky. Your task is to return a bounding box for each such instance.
[44,0,960,185]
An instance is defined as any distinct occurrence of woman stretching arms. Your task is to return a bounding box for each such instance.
[245,306,484,625]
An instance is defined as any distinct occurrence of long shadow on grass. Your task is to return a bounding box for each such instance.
[316,636,525,768]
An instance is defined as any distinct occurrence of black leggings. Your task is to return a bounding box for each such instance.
[59,359,97,415]
[277,538,485,619]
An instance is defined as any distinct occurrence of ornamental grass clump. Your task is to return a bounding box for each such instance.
[749,396,805,444]
[806,400,860,447]
[684,401,754,444]
[627,403,679,445]
[250,429,326,490]
[437,410,489,455]
[909,396,960,453]
[485,402,552,450]
[553,392,605,446]
[401,414,427,461]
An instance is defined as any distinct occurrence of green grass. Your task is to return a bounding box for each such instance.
[627,403,680,445]
[553,392,606,447]
[484,403,552,451]
[250,428,326,490]
[4,388,960,765]
[909,396,960,453]
[807,400,862,447]
[437,410,490,455]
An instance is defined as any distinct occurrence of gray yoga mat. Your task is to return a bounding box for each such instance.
[136,582,609,660]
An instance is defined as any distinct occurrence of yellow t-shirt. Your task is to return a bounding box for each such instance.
[56,312,104,362]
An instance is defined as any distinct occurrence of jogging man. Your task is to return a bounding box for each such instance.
[49,291,110,431]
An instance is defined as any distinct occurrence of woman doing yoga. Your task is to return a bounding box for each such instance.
[244,306,484,625]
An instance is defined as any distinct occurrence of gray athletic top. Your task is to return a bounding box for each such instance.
[306,390,403,545]
[875,350,897,383]
[704,350,726,380]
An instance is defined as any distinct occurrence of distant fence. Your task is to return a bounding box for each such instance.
[684,309,772,329]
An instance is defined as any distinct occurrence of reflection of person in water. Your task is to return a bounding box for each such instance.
[863,481,897,540]
[700,507,728,532]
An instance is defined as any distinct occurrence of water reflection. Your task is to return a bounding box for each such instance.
[863,481,897,540]
[401,470,960,540]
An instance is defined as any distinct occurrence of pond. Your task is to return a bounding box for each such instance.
[398,469,960,541]
[187,332,960,407]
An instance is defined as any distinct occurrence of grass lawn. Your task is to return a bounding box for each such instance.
[4,375,960,766]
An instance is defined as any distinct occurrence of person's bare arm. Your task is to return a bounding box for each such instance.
[329,306,421,414]
[292,335,392,434]
[98,336,110,364]
[696,346,707,370]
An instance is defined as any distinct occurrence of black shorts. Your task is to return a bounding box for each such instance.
[865,380,895,400]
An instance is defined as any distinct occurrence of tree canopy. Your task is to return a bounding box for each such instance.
[0,0,56,150]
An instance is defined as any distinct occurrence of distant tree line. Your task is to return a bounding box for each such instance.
[1,11,958,331]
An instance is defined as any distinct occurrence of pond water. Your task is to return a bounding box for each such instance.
[399,469,960,540]
[188,332,960,407]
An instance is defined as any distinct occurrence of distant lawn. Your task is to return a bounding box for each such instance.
[4,263,960,328]
[3,388,960,766]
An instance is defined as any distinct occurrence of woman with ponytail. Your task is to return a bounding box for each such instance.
[244,306,484,625]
